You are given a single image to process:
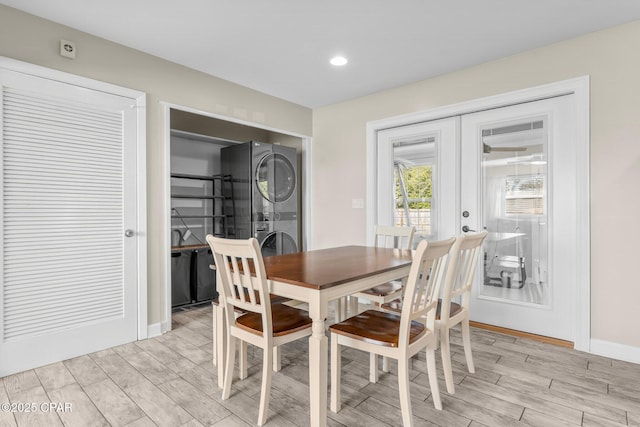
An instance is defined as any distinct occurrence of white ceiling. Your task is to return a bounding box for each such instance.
[3,0,640,108]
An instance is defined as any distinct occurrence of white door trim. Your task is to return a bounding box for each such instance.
[366,76,590,351]
[0,56,148,341]
[160,102,312,333]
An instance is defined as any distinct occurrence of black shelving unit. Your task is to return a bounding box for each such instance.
[170,173,233,308]
[170,173,232,237]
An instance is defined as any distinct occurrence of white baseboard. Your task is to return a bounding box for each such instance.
[590,339,640,364]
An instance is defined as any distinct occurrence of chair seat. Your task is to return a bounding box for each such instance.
[381,299,463,320]
[329,310,426,348]
[358,281,403,297]
[236,304,312,337]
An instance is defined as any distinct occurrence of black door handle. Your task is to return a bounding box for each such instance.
[462,225,476,232]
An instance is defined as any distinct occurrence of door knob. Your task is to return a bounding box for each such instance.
[124,229,135,237]
[462,226,476,233]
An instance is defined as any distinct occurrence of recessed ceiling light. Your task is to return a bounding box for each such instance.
[330,56,348,66]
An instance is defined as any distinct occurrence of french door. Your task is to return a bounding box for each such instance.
[460,95,577,341]
[0,66,142,376]
[373,90,584,342]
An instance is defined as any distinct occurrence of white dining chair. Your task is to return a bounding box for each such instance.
[347,225,415,377]
[381,231,488,394]
[330,237,455,425]
[211,262,291,380]
[207,236,312,426]
[349,225,415,315]
[436,230,487,394]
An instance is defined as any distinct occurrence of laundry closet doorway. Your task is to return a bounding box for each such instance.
[366,78,590,349]
[162,106,311,329]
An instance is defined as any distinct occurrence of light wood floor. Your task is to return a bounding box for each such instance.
[1,303,639,427]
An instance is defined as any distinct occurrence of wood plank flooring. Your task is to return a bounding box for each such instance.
[1,303,639,426]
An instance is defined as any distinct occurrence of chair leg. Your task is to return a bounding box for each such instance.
[461,318,475,373]
[273,346,281,372]
[426,346,442,410]
[221,335,236,400]
[369,353,378,383]
[212,304,217,367]
[440,328,455,394]
[335,299,345,322]
[216,306,226,388]
[330,334,341,413]
[382,356,390,373]
[398,357,413,427]
[340,298,348,321]
[349,296,358,317]
[257,344,274,426]
[239,340,248,380]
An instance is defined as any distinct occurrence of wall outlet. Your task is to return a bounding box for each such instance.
[60,40,76,59]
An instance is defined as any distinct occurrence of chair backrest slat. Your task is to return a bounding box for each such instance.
[374,225,415,250]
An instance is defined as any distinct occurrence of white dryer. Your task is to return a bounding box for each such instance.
[221,141,298,256]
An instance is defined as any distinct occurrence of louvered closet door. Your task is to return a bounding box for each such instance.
[0,69,138,376]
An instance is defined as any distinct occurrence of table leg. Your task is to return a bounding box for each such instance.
[308,298,328,427]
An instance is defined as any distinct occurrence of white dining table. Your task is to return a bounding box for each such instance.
[213,245,414,427]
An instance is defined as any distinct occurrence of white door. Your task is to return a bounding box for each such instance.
[460,95,577,341]
[373,118,458,246]
[0,68,139,376]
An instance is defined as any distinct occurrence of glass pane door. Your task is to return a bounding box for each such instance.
[480,121,549,306]
[460,95,576,341]
[374,118,458,247]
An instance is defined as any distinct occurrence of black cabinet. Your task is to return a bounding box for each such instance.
[171,246,217,308]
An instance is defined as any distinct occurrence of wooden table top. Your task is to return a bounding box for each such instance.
[262,245,414,290]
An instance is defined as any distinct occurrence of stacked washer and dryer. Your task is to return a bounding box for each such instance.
[221,141,299,256]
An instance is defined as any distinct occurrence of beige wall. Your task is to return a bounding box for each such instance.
[0,5,312,325]
[312,21,640,348]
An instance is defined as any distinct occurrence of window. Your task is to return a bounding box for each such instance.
[504,174,545,215]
